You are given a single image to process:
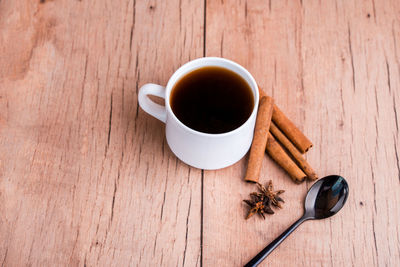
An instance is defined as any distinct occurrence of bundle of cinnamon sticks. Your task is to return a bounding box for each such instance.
[245,88,317,183]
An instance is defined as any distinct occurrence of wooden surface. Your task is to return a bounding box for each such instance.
[0,0,399,266]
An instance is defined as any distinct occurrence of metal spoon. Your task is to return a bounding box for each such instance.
[244,175,349,267]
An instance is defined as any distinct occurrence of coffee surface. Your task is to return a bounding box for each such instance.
[170,66,254,134]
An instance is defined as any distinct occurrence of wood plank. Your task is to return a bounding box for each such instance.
[1,0,400,266]
[0,0,203,266]
[204,0,400,266]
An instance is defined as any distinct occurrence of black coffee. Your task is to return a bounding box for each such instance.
[170,66,254,134]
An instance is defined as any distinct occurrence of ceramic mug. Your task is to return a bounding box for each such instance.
[138,57,259,170]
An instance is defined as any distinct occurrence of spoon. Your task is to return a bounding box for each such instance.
[244,175,349,267]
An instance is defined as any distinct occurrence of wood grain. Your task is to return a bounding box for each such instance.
[0,0,203,266]
[0,0,399,266]
[204,0,400,266]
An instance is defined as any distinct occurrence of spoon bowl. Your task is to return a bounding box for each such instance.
[244,175,349,267]
[304,175,349,219]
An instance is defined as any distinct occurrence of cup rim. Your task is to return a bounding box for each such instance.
[165,57,259,137]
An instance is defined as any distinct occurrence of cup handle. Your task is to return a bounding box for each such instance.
[138,83,167,123]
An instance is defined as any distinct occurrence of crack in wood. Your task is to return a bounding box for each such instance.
[69,229,80,264]
[160,172,168,221]
[79,55,89,111]
[179,0,182,32]
[1,247,7,267]
[200,170,204,267]
[175,158,179,174]
[153,233,158,256]
[295,16,305,113]
[375,116,379,151]
[121,79,125,113]
[27,236,35,263]
[29,146,39,171]
[161,138,165,157]
[371,0,377,23]
[135,50,140,121]
[183,31,187,50]
[129,26,134,51]
[182,195,192,267]
[143,161,148,186]
[393,135,400,182]
[110,170,120,224]
[107,94,113,148]
[196,253,200,267]
[244,0,248,19]
[130,0,136,51]
[340,86,345,117]
[334,0,338,14]
[348,24,356,92]
[95,78,100,110]
[372,216,379,264]
[220,31,224,57]
[370,161,377,213]
[116,55,122,78]
[203,0,206,57]
[374,87,379,117]
[386,59,391,94]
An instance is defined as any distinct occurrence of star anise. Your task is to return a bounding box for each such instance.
[257,180,285,208]
[243,180,285,219]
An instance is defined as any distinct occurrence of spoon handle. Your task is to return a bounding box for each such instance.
[244,216,307,267]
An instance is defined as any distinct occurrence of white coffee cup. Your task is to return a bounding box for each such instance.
[138,57,259,170]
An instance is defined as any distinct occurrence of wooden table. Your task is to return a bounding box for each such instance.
[1,0,399,266]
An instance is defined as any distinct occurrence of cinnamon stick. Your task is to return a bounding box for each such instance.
[270,122,318,180]
[266,133,307,183]
[258,87,313,154]
[245,96,274,183]
[272,105,313,154]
